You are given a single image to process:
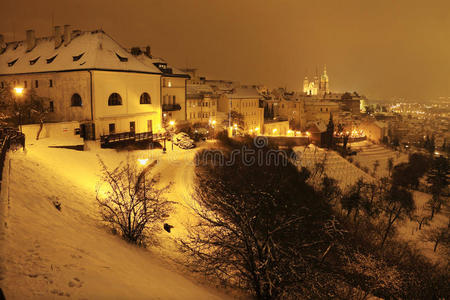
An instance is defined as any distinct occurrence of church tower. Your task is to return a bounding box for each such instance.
[303,76,309,94]
[320,65,330,94]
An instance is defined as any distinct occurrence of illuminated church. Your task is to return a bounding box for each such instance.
[302,66,330,96]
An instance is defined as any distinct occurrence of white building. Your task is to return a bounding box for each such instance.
[0,26,178,140]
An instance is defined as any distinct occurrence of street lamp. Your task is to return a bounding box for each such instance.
[137,158,149,199]
[14,86,24,132]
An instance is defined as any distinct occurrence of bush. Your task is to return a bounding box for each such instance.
[96,158,173,245]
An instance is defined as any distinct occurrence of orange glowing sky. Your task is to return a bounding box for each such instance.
[1,0,449,101]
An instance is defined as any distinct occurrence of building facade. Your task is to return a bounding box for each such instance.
[0,27,169,140]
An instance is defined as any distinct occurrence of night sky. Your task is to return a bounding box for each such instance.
[1,0,449,101]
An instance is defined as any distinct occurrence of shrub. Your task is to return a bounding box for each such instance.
[96,158,173,245]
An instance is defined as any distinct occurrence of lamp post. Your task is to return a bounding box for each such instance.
[13,87,24,133]
[169,120,175,150]
[138,158,149,200]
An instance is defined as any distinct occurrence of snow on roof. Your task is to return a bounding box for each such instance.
[186,83,214,95]
[306,121,327,133]
[134,53,189,77]
[229,87,261,99]
[0,30,162,75]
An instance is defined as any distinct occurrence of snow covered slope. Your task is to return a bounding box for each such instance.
[0,140,231,299]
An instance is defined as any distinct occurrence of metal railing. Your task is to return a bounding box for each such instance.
[162,104,182,111]
[100,131,159,145]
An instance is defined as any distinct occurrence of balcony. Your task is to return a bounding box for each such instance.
[162,103,182,111]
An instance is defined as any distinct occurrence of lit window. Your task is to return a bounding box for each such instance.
[108,93,122,106]
[140,92,151,104]
[71,93,82,106]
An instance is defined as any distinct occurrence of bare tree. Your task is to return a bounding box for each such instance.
[178,144,338,299]
[379,185,415,248]
[96,158,173,245]
[421,222,450,252]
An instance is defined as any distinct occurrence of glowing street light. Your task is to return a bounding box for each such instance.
[169,120,175,126]
[14,87,24,95]
[138,158,149,166]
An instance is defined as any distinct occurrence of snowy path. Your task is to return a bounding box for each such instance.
[0,140,231,300]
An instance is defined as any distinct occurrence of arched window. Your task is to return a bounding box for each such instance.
[71,93,82,106]
[140,92,151,104]
[108,93,122,106]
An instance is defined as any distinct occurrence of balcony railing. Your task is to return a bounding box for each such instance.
[162,104,182,111]
[100,131,153,145]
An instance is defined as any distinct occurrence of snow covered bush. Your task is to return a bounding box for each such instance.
[96,158,173,245]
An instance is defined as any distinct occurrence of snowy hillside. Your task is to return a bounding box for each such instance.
[0,140,231,300]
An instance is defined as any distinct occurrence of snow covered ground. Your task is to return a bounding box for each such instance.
[0,139,232,299]
[294,144,374,189]
[294,143,448,264]
[350,141,408,178]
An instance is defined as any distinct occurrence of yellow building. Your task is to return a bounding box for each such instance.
[186,83,219,124]
[218,87,264,133]
[0,27,166,140]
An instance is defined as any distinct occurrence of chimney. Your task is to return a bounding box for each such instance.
[130,47,141,56]
[26,29,36,52]
[0,34,6,52]
[145,46,151,58]
[54,26,62,48]
[63,24,72,46]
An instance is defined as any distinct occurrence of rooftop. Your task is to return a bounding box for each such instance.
[0,29,162,75]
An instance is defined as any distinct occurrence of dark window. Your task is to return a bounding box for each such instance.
[130,121,135,133]
[73,53,84,62]
[0,82,3,89]
[172,95,176,105]
[49,101,54,112]
[140,92,151,104]
[71,93,82,106]
[46,55,57,64]
[115,53,128,62]
[24,81,27,88]
[108,93,122,106]
[49,80,53,87]
[29,57,40,65]
[109,123,116,134]
[35,80,39,88]
[8,58,19,67]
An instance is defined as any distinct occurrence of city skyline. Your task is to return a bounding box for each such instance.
[1,0,449,101]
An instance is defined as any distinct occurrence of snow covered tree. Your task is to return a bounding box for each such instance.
[96,158,173,245]
[379,185,415,248]
[421,222,450,252]
[325,112,334,148]
[222,110,245,134]
[178,140,338,299]
[426,156,449,218]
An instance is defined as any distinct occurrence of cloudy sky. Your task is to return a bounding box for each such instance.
[1,0,449,100]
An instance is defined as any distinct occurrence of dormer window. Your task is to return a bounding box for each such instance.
[73,53,84,62]
[29,57,40,65]
[8,58,18,67]
[46,55,57,64]
[115,53,128,62]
